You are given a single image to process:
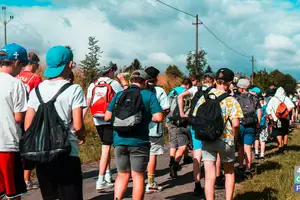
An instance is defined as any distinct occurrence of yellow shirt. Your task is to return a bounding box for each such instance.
[192,88,243,146]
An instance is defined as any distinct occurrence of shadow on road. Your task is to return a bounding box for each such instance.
[159,171,194,191]
[165,191,205,200]
[88,187,133,200]
[234,187,278,200]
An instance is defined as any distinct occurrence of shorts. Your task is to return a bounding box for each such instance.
[239,124,256,145]
[96,125,113,145]
[167,123,190,148]
[190,127,202,150]
[271,119,289,137]
[202,140,235,163]
[150,136,164,156]
[114,146,150,173]
[36,155,83,200]
[23,159,35,171]
[0,152,27,199]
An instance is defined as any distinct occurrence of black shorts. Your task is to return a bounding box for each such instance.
[96,125,113,145]
[23,159,35,171]
[36,155,83,200]
[271,119,289,137]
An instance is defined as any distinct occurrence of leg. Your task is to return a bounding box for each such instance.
[24,170,32,182]
[170,148,176,158]
[193,149,202,183]
[260,141,266,156]
[254,140,259,155]
[204,161,216,200]
[147,155,157,185]
[277,136,283,148]
[238,145,244,167]
[99,145,111,176]
[244,144,252,170]
[114,172,130,200]
[223,162,235,200]
[216,154,221,177]
[283,135,288,146]
[175,145,187,163]
[131,171,145,200]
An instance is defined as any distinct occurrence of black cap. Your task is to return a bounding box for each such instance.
[145,66,160,79]
[216,68,234,82]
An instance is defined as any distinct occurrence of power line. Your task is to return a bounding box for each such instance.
[156,0,252,58]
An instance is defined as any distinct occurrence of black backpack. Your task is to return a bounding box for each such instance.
[112,86,144,136]
[235,93,258,125]
[188,88,230,141]
[20,83,72,163]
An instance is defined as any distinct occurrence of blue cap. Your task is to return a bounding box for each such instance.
[0,43,28,62]
[44,46,73,78]
[249,87,261,95]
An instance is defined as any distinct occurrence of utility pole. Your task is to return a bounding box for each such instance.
[251,55,255,85]
[0,6,14,45]
[192,14,202,75]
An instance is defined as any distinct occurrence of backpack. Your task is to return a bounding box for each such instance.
[167,89,191,126]
[275,97,289,119]
[188,88,230,141]
[112,86,144,135]
[90,80,115,118]
[236,93,258,125]
[20,83,72,163]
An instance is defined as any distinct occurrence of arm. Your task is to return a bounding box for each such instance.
[257,108,262,125]
[152,112,163,123]
[104,110,112,122]
[231,118,240,138]
[178,90,191,118]
[117,73,129,89]
[14,112,26,124]
[83,97,92,118]
[24,107,36,131]
[73,107,85,144]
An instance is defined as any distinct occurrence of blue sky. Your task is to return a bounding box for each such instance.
[2,0,300,81]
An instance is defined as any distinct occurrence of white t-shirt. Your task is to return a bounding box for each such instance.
[266,95,294,121]
[187,85,208,98]
[28,80,86,157]
[87,77,123,126]
[149,86,170,137]
[0,72,27,152]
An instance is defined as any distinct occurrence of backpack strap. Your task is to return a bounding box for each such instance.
[217,93,230,102]
[51,83,73,102]
[35,85,44,104]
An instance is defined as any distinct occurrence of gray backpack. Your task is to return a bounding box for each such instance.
[236,93,258,125]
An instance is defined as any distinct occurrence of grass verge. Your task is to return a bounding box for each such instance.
[234,127,300,200]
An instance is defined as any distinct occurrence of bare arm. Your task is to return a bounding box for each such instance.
[14,112,26,124]
[83,98,92,118]
[117,73,129,89]
[24,108,36,131]
[73,107,84,132]
[231,118,240,142]
[178,90,191,118]
[257,108,262,125]
[104,110,112,122]
[152,112,163,123]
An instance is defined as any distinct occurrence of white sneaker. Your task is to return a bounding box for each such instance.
[96,180,114,192]
[104,173,113,184]
[26,180,39,190]
[145,182,163,194]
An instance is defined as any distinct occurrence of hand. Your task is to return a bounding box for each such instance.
[117,73,125,81]
[180,112,188,118]
[78,137,86,145]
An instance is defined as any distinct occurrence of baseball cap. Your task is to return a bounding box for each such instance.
[249,87,261,95]
[237,78,250,89]
[99,61,117,75]
[204,72,216,79]
[145,66,160,79]
[216,68,234,82]
[44,46,73,78]
[28,52,40,64]
[0,43,28,62]
[130,70,149,80]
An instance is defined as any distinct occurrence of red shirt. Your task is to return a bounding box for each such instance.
[16,71,42,93]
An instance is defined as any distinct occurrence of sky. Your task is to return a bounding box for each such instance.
[1,0,300,80]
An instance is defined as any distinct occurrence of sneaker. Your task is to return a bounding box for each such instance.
[104,173,114,184]
[255,154,260,160]
[145,182,163,193]
[259,155,265,160]
[215,175,225,189]
[244,170,253,180]
[237,166,245,176]
[193,184,204,196]
[283,145,288,152]
[183,156,193,165]
[26,181,39,190]
[96,180,114,192]
[277,147,284,154]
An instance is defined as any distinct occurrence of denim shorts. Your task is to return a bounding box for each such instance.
[239,124,256,145]
[190,127,202,150]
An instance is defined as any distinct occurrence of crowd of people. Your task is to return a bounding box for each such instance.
[0,43,298,200]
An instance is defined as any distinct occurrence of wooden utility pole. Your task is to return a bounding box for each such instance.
[1,6,14,45]
[192,14,202,75]
[251,55,255,85]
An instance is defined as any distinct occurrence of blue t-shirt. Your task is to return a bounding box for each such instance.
[260,104,267,127]
[107,85,162,147]
[168,86,186,97]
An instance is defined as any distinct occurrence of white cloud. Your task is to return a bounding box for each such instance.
[264,34,295,51]
[147,52,174,64]
[226,2,262,18]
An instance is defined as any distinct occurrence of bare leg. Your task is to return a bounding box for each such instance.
[216,154,221,177]
[223,162,235,200]
[283,135,289,146]
[254,140,259,154]
[244,144,252,170]
[114,171,130,200]
[170,148,176,157]
[238,145,244,167]
[277,136,283,148]
[147,155,157,184]
[24,170,32,182]
[99,145,111,176]
[204,160,216,200]
[193,149,202,182]
[131,170,146,200]
[260,141,266,155]
[175,145,187,162]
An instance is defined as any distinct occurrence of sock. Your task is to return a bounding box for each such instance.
[148,174,155,186]
[255,150,259,154]
[98,175,104,183]
[195,182,201,189]
[260,152,264,157]
[105,170,111,176]
[169,157,175,166]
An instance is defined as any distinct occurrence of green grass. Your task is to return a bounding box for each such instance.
[234,128,300,200]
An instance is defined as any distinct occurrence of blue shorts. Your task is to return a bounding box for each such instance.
[239,124,256,145]
[190,127,202,150]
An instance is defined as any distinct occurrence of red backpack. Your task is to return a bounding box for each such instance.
[275,97,289,119]
[90,80,115,118]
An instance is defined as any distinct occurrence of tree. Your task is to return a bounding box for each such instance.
[80,36,103,89]
[205,65,213,73]
[186,49,207,76]
[166,65,184,78]
[124,58,142,73]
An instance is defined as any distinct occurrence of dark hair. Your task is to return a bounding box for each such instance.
[28,52,40,64]
[190,74,201,81]
[182,78,192,86]
[68,71,75,84]
[130,77,145,84]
